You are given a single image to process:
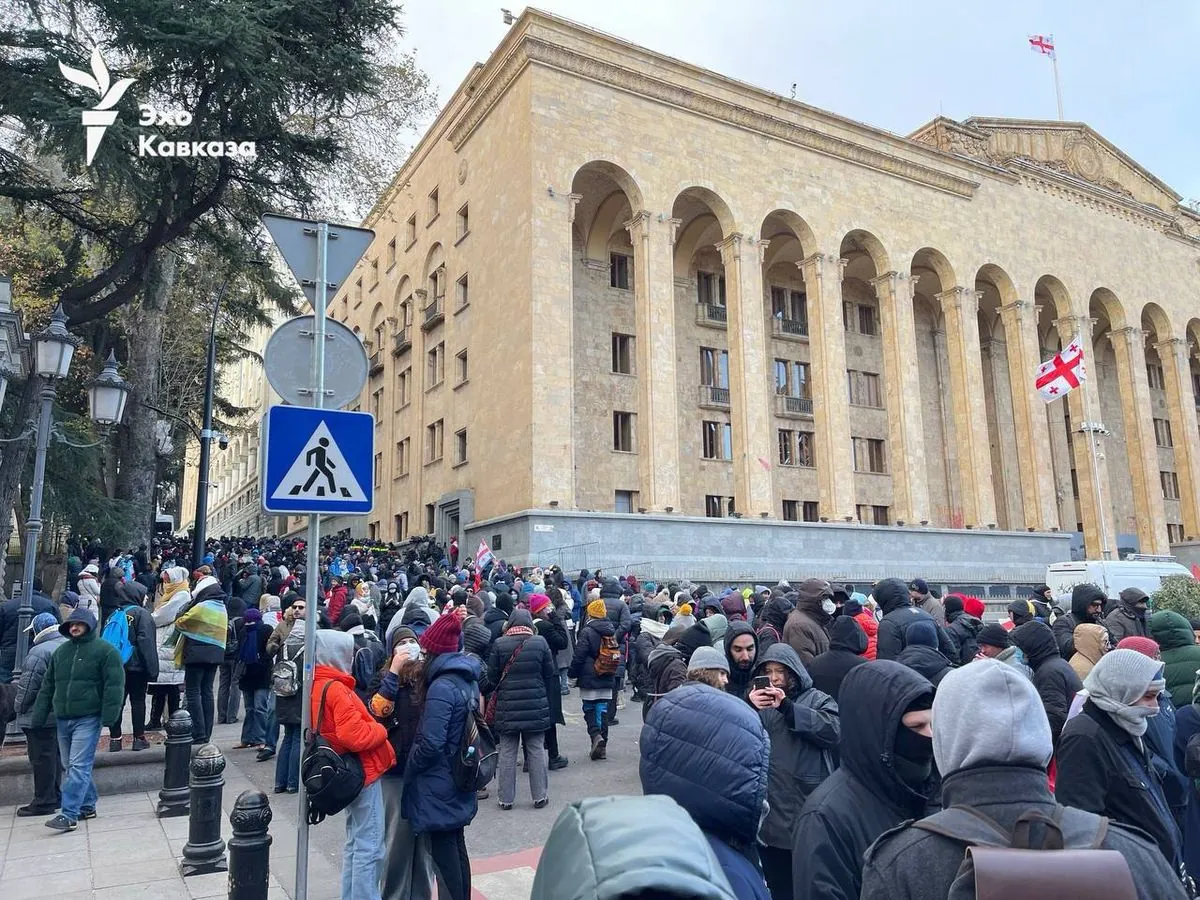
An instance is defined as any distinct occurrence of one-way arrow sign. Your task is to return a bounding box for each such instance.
[262,213,374,307]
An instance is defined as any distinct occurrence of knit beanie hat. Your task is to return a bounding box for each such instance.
[388,626,417,654]
[529,593,551,615]
[978,623,1011,649]
[466,594,486,618]
[1116,636,1160,658]
[687,645,729,674]
[1120,587,1150,606]
[943,595,964,618]
[588,587,601,601]
[419,612,463,655]
[587,598,607,619]
[843,598,863,617]
[678,603,693,617]
[963,597,986,619]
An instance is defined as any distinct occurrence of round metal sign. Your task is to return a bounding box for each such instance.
[263,315,369,409]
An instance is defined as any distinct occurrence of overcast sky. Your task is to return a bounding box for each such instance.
[400,1,1198,202]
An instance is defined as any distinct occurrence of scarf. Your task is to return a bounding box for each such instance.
[240,622,261,664]
[1082,648,1166,738]
[173,598,229,667]
[505,626,534,637]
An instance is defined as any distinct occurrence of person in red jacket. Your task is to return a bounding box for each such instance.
[327,576,349,626]
[311,629,395,900]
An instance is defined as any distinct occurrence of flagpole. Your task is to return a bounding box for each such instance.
[1051,48,1065,120]
[1075,332,1112,559]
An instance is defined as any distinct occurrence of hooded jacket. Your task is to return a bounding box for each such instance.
[1149,610,1200,708]
[783,579,832,666]
[792,662,934,900]
[530,795,738,900]
[640,683,771,900]
[755,596,793,653]
[1104,590,1150,645]
[1068,622,1109,681]
[178,578,228,667]
[569,615,616,691]
[860,660,1187,900]
[0,589,60,673]
[31,608,125,727]
[1053,582,1105,660]
[310,631,394,787]
[723,620,759,698]
[806,616,868,702]
[875,578,921,660]
[1009,620,1083,745]
[751,644,839,849]
[110,585,160,679]
[943,609,982,666]
[484,612,557,733]
[14,625,66,727]
[895,619,953,686]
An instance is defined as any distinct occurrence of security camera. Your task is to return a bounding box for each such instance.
[218,434,229,451]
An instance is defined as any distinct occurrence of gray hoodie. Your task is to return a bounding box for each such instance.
[314,629,355,674]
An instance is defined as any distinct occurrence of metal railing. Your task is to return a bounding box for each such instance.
[392,327,411,356]
[776,394,814,417]
[421,296,444,329]
[695,302,727,327]
[699,384,730,408]
[772,317,808,338]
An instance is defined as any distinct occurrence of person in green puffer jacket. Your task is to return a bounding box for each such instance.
[1148,610,1200,707]
[31,608,125,832]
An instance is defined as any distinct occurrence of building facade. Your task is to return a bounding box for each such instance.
[318,10,1198,583]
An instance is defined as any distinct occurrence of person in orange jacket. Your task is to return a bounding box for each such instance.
[311,629,395,900]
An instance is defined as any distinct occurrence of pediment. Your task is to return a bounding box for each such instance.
[909,116,1181,213]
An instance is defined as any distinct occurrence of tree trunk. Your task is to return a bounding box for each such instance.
[116,251,177,549]
[0,374,40,588]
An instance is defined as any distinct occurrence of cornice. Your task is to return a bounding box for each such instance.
[448,36,981,199]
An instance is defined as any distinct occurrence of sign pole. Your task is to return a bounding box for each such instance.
[295,220,329,899]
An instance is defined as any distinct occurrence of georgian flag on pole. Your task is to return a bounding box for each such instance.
[475,539,494,569]
[1035,337,1087,402]
[1028,34,1056,57]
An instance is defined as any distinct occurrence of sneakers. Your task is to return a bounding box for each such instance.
[498,802,514,811]
[534,798,549,809]
[79,807,96,820]
[256,748,276,762]
[131,737,150,751]
[549,755,569,771]
[108,738,122,752]
[273,786,288,794]
[476,787,489,800]
[45,814,76,832]
[16,804,56,817]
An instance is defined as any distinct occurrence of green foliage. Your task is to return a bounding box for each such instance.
[1152,575,1200,621]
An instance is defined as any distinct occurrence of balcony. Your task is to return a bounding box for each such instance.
[776,394,814,419]
[698,384,730,410]
[368,348,384,376]
[771,316,809,341]
[421,296,444,331]
[695,302,727,329]
[392,327,411,357]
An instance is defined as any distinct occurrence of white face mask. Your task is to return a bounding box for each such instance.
[821,599,837,615]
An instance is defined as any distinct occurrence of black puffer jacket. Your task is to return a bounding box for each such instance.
[874,578,957,662]
[483,605,509,641]
[568,616,616,692]
[943,611,982,666]
[484,612,556,734]
[792,662,934,900]
[755,597,793,654]
[1010,620,1082,745]
[534,614,568,727]
[752,644,839,850]
[807,616,867,702]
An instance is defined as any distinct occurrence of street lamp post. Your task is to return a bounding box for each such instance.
[191,279,232,570]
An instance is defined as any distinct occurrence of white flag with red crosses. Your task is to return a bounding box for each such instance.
[1035,338,1087,402]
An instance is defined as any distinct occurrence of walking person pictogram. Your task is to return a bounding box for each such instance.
[290,437,350,497]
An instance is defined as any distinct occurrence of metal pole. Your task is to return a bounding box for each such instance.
[13,383,55,678]
[295,221,329,900]
[1052,51,1064,121]
[192,280,230,570]
[1078,339,1112,560]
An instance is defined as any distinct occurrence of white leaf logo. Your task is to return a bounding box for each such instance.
[58,46,136,165]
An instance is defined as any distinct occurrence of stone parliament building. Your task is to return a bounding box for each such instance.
[304,9,1200,587]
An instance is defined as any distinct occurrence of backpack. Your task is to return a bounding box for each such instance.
[451,689,498,793]
[911,804,1138,900]
[225,616,242,660]
[101,605,136,665]
[301,681,365,825]
[594,634,620,676]
[271,642,301,697]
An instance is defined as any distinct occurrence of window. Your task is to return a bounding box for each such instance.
[430,266,445,299]
[697,271,726,306]
[400,298,412,326]
[779,429,814,467]
[782,499,799,521]
[612,333,633,374]
[426,342,444,387]
[1154,417,1174,448]
[705,495,734,518]
[426,420,444,463]
[1169,523,1185,543]
[803,501,819,522]
[778,429,795,467]
[426,504,436,534]
[405,214,416,246]
[354,277,363,304]
[1162,470,1180,500]
[613,411,634,452]
[615,490,638,513]
[386,238,396,268]
[370,258,379,289]
[702,420,732,460]
[1192,371,1200,404]
[374,452,382,487]
[394,512,408,542]
[610,253,632,289]
[397,367,411,408]
[853,437,887,474]
[371,388,382,419]
[454,428,468,465]
[775,360,810,398]
[1146,363,1165,390]
[492,534,503,551]
[856,504,890,525]
[456,204,469,240]
[873,505,890,526]
[700,347,729,388]
[858,304,878,336]
[774,359,788,394]
[848,370,883,408]
[454,349,468,385]
[456,274,469,309]
[428,187,439,221]
[770,287,807,326]
[395,438,410,476]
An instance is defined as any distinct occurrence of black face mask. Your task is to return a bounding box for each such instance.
[891,726,934,787]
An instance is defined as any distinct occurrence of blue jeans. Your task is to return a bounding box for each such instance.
[274,724,301,791]
[56,715,101,821]
[240,687,270,745]
[342,779,384,900]
[263,693,278,750]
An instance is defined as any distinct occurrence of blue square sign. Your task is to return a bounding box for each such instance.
[261,405,374,515]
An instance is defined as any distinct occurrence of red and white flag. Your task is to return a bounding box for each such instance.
[1035,338,1086,402]
[1029,34,1056,57]
[475,539,494,569]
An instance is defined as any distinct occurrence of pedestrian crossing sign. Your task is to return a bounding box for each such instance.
[261,405,374,515]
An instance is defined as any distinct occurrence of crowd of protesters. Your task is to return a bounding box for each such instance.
[3,531,1200,899]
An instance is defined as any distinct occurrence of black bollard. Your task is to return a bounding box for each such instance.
[180,743,228,876]
[228,790,273,900]
[156,709,193,817]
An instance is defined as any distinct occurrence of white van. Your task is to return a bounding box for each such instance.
[1046,557,1194,601]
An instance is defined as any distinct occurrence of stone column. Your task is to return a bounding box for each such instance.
[999,301,1060,531]
[719,233,773,518]
[871,271,929,525]
[1109,326,1169,554]
[626,211,681,512]
[1055,315,1116,558]
[1156,337,1200,539]
[937,287,996,528]
[800,253,855,522]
